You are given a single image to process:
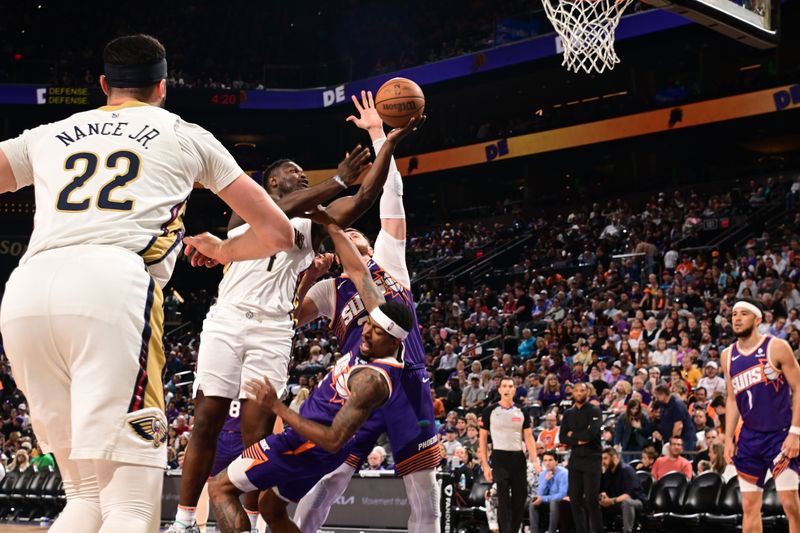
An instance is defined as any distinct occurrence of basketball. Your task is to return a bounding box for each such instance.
[375,77,425,128]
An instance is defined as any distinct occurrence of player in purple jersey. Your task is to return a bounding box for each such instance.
[208,214,416,533]
[292,92,440,533]
[723,297,800,533]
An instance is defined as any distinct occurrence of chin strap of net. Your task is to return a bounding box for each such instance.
[542,0,634,74]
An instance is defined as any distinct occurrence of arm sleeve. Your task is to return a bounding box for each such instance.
[558,413,573,446]
[372,229,410,288]
[480,406,492,432]
[0,133,34,190]
[175,119,243,194]
[372,137,404,220]
[305,279,336,319]
[553,470,569,500]
[571,406,603,441]
[523,410,531,430]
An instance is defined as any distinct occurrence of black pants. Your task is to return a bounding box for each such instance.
[568,460,603,533]
[492,450,527,533]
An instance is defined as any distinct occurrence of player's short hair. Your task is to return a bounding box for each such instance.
[499,376,515,387]
[102,34,166,98]
[378,300,413,338]
[344,227,372,247]
[263,159,295,181]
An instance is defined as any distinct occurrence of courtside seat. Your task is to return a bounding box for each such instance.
[636,470,654,502]
[668,471,723,526]
[761,478,787,530]
[4,468,36,521]
[452,472,491,530]
[705,476,742,531]
[640,471,688,528]
[0,470,21,519]
[40,470,64,519]
[20,467,53,521]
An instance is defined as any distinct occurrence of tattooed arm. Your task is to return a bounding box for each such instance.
[243,369,389,453]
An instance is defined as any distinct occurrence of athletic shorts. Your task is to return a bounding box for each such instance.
[211,430,244,477]
[227,429,351,503]
[193,304,292,400]
[345,365,440,476]
[0,245,167,468]
[734,425,800,488]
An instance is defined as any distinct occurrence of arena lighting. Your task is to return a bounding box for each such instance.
[739,63,762,71]
[234,142,256,148]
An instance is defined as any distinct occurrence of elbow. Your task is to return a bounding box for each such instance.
[320,436,345,454]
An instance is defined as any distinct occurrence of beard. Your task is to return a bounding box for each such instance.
[734,325,754,338]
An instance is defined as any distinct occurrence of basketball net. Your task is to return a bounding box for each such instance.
[542,0,634,74]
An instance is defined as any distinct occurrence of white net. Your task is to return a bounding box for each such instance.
[542,0,634,74]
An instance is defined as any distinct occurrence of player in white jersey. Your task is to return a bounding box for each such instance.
[0,34,294,533]
[291,92,441,533]
[169,110,423,533]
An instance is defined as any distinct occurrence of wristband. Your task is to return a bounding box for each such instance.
[332,175,347,189]
[790,426,800,436]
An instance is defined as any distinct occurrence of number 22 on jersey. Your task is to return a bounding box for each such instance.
[57,150,141,212]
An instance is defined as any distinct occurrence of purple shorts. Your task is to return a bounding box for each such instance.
[229,429,351,502]
[210,430,243,477]
[734,425,800,488]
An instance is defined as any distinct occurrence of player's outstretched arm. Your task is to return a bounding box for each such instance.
[308,208,385,312]
[185,174,294,264]
[774,339,800,458]
[294,254,334,326]
[226,146,371,232]
[320,115,424,234]
[722,347,741,464]
[243,370,389,453]
[347,90,406,241]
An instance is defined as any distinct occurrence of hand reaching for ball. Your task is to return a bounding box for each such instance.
[346,90,383,133]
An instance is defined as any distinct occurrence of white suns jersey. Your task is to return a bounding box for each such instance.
[216,218,314,323]
[0,101,244,287]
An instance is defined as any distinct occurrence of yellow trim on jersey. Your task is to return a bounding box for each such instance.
[144,282,166,411]
[98,101,151,111]
[140,202,187,265]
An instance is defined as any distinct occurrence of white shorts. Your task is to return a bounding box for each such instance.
[0,245,167,468]
[192,304,292,400]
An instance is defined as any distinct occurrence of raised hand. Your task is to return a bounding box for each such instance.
[306,252,334,281]
[386,115,426,146]
[346,90,383,132]
[336,145,372,186]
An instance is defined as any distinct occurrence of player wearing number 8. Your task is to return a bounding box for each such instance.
[0,34,296,533]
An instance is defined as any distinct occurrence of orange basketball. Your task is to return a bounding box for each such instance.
[375,77,425,128]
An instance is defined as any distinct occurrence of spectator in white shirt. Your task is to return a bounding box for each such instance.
[438,343,459,370]
[650,338,676,374]
[697,361,726,399]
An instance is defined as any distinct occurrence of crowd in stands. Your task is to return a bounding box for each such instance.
[0,172,797,532]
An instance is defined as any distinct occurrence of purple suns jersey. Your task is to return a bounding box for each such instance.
[729,336,792,433]
[298,349,405,428]
[331,259,425,369]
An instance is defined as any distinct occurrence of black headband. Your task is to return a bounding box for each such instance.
[104,58,167,88]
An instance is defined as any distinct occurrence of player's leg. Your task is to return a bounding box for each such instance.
[208,469,250,533]
[509,458,528,533]
[403,469,441,533]
[293,461,358,531]
[95,460,163,532]
[259,490,300,533]
[494,467,514,533]
[239,329,291,528]
[170,313,244,532]
[775,469,800,533]
[196,482,210,533]
[47,453,102,533]
[740,488,764,533]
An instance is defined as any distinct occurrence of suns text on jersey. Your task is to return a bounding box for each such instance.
[55,122,160,149]
[732,365,765,394]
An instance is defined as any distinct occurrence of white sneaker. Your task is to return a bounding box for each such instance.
[165,522,200,533]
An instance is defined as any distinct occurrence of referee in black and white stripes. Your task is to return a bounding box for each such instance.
[479,376,541,533]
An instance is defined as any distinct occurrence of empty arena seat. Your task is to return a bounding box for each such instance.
[641,471,689,528]
[761,478,787,529]
[0,470,21,519]
[705,476,742,529]
[452,472,491,529]
[636,470,654,502]
[3,468,36,521]
[668,471,723,526]
[20,467,54,521]
[40,470,64,519]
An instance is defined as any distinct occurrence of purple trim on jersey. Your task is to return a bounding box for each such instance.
[211,429,243,477]
[730,336,792,432]
[330,259,425,369]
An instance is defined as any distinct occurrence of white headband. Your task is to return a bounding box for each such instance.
[733,301,763,318]
[369,307,409,340]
